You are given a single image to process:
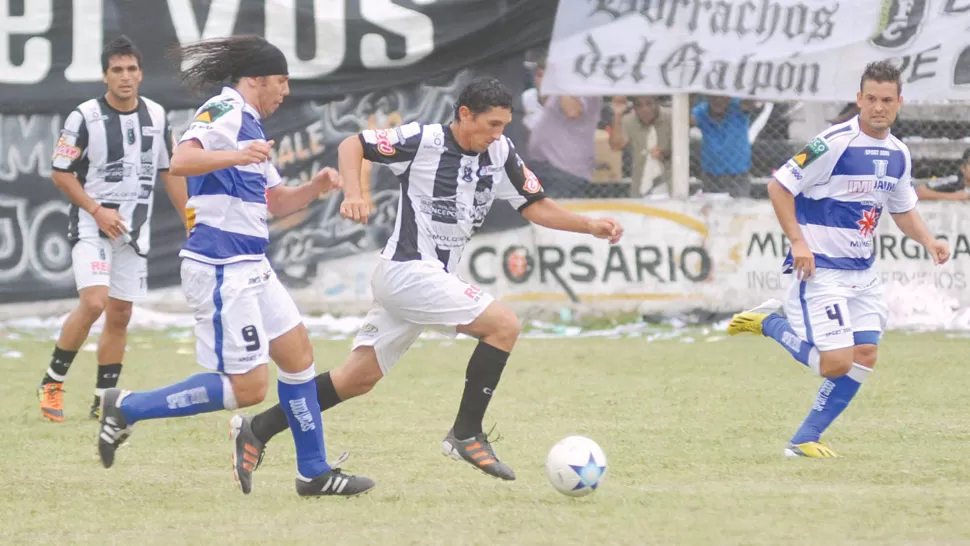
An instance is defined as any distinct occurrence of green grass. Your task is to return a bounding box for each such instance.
[3,330,970,545]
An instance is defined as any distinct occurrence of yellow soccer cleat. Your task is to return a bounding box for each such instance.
[784,441,839,458]
[726,298,783,336]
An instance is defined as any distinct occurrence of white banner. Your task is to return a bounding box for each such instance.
[543,0,970,101]
[457,199,970,328]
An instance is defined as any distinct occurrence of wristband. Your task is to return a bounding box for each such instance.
[91,204,102,216]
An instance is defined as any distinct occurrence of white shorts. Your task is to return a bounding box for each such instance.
[72,237,147,302]
[783,268,887,352]
[181,257,303,374]
[352,259,494,375]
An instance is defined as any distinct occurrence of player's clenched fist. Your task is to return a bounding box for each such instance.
[340,196,370,224]
[311,167,342,193]
[235,140,275,165]
[590,217,624,244]
[927,238,950,265]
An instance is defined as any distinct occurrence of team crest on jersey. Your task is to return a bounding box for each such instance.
[195,101,232,123]
[522,165,542,194]
[872,159,889,180]
[461,165,475,182]
[791,137,829,168]
[374,129,396,156]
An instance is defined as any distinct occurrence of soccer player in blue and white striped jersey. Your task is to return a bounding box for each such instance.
[96,36,373,497]
[728,61,950,458]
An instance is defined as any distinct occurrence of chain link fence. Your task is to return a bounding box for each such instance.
[520,58,970,201]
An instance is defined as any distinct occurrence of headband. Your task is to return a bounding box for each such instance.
[233,42,288,78]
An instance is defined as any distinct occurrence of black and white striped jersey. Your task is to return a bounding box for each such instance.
[51,96,172,255]
[360,122,546,272]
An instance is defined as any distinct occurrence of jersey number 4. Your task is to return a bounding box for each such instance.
[825,304,845,327]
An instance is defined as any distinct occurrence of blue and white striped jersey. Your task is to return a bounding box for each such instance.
[773,116,918,272]
[178,87,282,265]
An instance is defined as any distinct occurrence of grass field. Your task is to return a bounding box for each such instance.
[3,328,970,545]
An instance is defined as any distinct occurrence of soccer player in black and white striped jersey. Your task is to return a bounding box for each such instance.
[37,36,187,422]
[233,78,624,488]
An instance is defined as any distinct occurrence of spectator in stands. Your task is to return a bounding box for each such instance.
[916,148,970,201]
[521,59,545,133]
[609,95,672,196]
[527,86,602,197]
[691,95,757,198]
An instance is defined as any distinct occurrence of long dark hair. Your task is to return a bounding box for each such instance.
[174,35,277,92]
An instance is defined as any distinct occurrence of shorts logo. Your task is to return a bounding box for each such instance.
[375,129,396,156]
[464,285,483,301]
[359,323,379,335]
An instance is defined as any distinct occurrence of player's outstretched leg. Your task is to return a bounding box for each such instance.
[728,299,821,372]
[98,372,239,468]
[442,302,519,481]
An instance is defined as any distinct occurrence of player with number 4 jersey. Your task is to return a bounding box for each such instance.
[727,61,950,458]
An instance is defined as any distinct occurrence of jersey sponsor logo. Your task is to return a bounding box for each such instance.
[142,126,160,137]
[52,136,81,161]
[783,162,803,181]
[857,206,881,237]
[848,179,897,193]
[523,165,542,193]
[375,129,396,156]
[791,137,828,168]
[478,165,500,177]
[194,101,233,123]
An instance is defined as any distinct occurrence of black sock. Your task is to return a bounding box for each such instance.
[251,372,343,444]
[453,342,509,440]
[43,347,78,384]
[94,363,123,404]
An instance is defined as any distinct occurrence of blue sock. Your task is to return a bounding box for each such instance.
[762,314,818,370]
[278,365,330,479]
[791,364,871,444]
[119,373,236,424]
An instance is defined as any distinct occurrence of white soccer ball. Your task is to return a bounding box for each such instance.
[545,436,608,497]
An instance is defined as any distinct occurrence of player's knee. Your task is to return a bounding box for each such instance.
[818,350,853,378]
[853,344,878,369]
[231,377,268,408]
[104,301,133,330]
[489,308,521,349]
[333,347,383,399]
[78,292,108,320]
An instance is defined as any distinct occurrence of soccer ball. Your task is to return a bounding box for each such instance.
[545,436,607,497]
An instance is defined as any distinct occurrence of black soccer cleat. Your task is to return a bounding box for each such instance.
[442,427,516,481]
[295,453,375,497]
[229,414,265,495]
[98,388,132,469]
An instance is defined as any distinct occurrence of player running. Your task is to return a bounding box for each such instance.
[226,78,624,493]
[39,36,187,422]
[97,36,374,497]
[727,61,950,458]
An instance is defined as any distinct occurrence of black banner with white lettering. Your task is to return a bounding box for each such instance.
[0,0,556,113]
[0,54,532,304]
